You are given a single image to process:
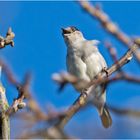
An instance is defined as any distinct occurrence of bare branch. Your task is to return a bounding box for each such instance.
[52,72,87,91]
[5,73,31,116]
[104,41,118,63]
[0,60,19,86]
[78,1,140,64]
[108,73,140,84]
[18,127,70,139]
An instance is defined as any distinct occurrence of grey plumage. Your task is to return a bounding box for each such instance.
[62,26,112,128]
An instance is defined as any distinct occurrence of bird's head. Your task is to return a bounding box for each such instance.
[61,26,84,46]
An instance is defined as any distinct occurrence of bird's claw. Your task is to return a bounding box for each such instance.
[102,67,109,77]
[81,88,88,96]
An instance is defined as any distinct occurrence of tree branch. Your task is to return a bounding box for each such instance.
[78,1,140,64]
[0,66,10,139]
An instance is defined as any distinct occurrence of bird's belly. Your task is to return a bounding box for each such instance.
[87,85,106,108]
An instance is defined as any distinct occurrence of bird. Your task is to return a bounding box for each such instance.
[61,26,112,128]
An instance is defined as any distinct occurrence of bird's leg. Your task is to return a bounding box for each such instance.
[81,88,88,96]
[80,88,88,106]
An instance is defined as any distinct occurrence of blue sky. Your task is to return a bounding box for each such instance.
[0,1,140,138]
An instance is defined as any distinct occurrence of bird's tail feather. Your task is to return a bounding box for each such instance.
[100,104,112,128]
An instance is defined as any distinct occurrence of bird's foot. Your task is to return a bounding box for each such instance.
[102,67,109,77]
[79,89,88,106]
[81,88,88,96]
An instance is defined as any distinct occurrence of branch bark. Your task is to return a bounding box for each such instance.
[0,66,10,139]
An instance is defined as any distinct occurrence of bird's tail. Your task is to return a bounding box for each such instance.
[100,104,112,128]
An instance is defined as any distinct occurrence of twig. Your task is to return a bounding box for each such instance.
[18,127,69,139]
[5,73,31,116]
[105,41,124,76]
[52,72,87,91]
[104,41,118,63]
[0,60,19,86]
[109,105,140,118]
[108,73,140,84]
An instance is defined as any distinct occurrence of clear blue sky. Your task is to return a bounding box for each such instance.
[0,1,140,138]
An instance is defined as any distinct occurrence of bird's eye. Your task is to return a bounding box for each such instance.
[71,27,79,32]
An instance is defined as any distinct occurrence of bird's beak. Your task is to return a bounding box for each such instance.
[61,28,71,35]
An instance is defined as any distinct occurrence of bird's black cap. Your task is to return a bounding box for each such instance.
[61,26,79,35]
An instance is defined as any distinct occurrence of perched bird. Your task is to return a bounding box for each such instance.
[61,26,112,128]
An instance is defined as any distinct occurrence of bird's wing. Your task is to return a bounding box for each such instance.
[80,40,107,99]
[80,40,107,79]
[84,51,106,80]
[88,40,100,46]
[82,39,100,46]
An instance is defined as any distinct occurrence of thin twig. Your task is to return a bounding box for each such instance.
[5,73,31,116]
[109,106,140,118]
[104,41,118,63]
[108,73,140,84]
